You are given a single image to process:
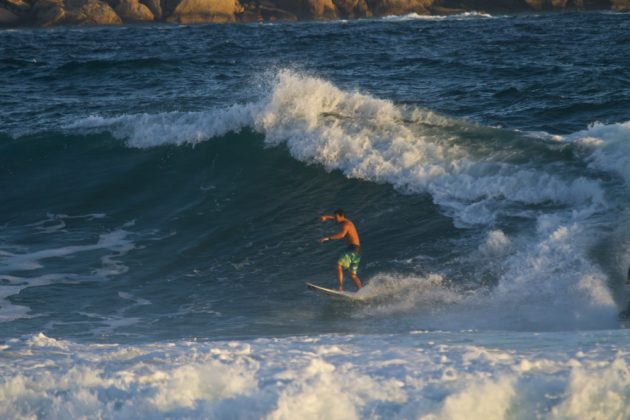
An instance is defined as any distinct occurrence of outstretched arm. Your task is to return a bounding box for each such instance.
[320,224,349,243]
[319,214,334,222]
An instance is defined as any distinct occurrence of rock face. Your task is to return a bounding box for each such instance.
[308,0,338,18]
[2,0,31,13]
[70,0,122,24]
[333,0,371,18]
[0,6,19,23]
[0,0,628,27]
[32,0,66,26]
[166,0,243,23]
[140,0,161,18]
[0,0,30,23]
[522,0,609,9]
[611,0,630,9]
[115,0,154,21]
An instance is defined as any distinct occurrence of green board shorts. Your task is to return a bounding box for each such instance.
[338,245,362,274]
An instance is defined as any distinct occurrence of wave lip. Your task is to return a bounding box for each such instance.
[70,70,610,223]
[566,120,630,188]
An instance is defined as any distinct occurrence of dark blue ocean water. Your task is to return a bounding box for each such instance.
[1,12,630,343]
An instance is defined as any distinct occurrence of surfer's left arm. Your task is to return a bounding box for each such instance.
[320,225,348,243]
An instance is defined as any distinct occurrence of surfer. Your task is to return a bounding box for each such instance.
[319,209,363,291]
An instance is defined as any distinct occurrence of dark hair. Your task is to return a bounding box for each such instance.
[333,208,345,217]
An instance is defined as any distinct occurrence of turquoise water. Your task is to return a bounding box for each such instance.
[1,12,630,418]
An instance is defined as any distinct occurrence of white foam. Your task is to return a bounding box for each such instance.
[67,103,259,148]
[23,213,107,235]
[380,11,494,22]
[1,331,628,419]
[0,274,67,322]
[433,376,516,420]
[359,223,617,331]
[0,227,135,322]
[69,71,608,225]
[381,13,446,21]
[551,357,630,419]
[479,229,511,257]
[567,121,630,187]
[356,273,462,316]
[0,229,133,273]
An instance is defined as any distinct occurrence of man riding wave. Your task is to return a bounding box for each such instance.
[320,209,363,291]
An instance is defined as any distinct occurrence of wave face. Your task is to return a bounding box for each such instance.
[2,67,629,339]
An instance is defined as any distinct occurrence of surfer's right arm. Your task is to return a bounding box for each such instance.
[319,214,334,222]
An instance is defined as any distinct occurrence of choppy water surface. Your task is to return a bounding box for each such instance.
[1,12,630,418]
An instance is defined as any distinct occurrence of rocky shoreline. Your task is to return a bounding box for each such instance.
[0,0,628,28]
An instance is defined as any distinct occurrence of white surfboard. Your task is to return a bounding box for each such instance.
[306,282,364,301]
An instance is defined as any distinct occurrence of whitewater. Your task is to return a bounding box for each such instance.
[1,12,630,419]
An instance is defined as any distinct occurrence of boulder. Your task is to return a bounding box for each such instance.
[238,6,259,21]
[246,0,431,20]
[0,6,19,24]
[166,0,243,23]
[264,0,310,17]
[70,0,122,24]
[611,0,630,10]
[1,0,30,12]
[115,0,154,21]
[522,0,578,9]
[257,1,297,20]
[238,1,298,21]
[33,0,66,26]
[0,0,30,24]
[332,0,371,18]
[139,0,161,18]
[523,0,548,9]
[308,0,338,18]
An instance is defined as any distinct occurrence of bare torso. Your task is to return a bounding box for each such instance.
[341,220,360,247]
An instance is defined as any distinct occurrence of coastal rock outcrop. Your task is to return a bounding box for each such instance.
[523,0,609,9]
[166,0,243,23]
[0,0,628,27]
[140,0,161,18]
[0,0,30,22]
[332,0,371,18]
[0,6,20,23]
[32,0,66,26]
[308,0,338,18]
[115,0,154,21]
[1,0,30,14]
[70,0,122,24]
[30,0,121,25]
